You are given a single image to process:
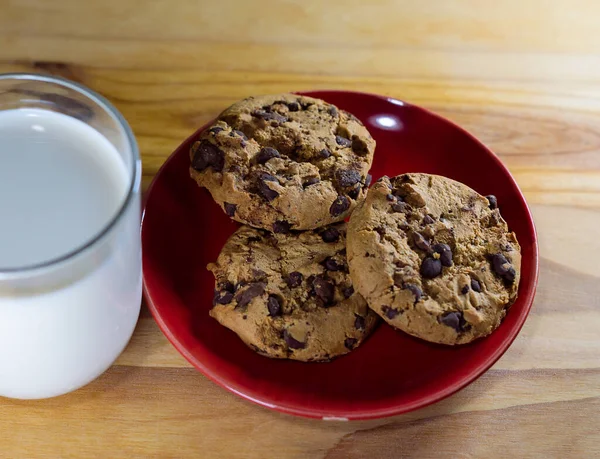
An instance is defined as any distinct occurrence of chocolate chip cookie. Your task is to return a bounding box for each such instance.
[347,173,521,345]
[208,223,378,361]
[190,94,375,232]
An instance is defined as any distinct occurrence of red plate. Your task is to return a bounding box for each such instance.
[142,91,539,420]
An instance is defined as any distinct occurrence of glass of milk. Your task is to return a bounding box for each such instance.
[0,74,142,399]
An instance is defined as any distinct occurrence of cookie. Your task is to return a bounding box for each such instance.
[208,223,378,361]
[190,94,375,231]
[347,173,521,345]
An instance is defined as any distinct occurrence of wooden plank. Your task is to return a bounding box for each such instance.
[0,366,598,458]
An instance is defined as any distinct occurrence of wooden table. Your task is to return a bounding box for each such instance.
[1,1,599,457]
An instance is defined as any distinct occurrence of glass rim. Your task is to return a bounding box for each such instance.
[0,72,141,278]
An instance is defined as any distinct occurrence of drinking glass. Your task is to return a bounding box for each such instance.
[0,74,142,399]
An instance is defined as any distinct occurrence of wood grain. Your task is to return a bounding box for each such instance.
[1,1,599,457]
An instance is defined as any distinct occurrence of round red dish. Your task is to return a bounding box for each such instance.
[142,90,539,420]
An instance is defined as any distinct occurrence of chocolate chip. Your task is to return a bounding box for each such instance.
[256,147,280,164]
[354,314,365,330]
[232,130,247,140]
[209,126,225,135]
[486,195,498,209]
[348,186,360,200]
[221,281,235,292]
[392,189,405,199]
[403,283,423,302]
[235,280,248,290]
[213,290,233,305]
[287,271,303,288]
[273,220,290,234]
[440,311,466,332]
[461,285,470,294]
[224,202,236,217]
[321,227,340,243]
[343,286,354,298]
[257,173,279,201]
[267,295,282,316]
[423,215,435,225]
[323,257,343,271]
[253,268,267,280]
[386,193,396,201]
[252,110,288,124]
[313,276,334,305]
[504,266,517,284]
[329,195,350,217]
[491,253,516,283]
[413,233,431,252]
[382,305,400,319]
[234,282,266,309]
[374,226,386,238]
[432,243,453,267]
[287,102,300,112]
[192,140,224,172]
[336,169,362,188]
[344,338,357,350]
[250,344,266,354]
[392,272,404,287]
[319,149,331,159]
[351,136,370,155]
[420,257,442,278]
[335,135,352,147]
[392,202,408,213]
[364,174,372,187]
[282,330,305,349]
[305,279,320,301]
[303,177,320,187]
[344,111,359,121]
[471,279,482,292]
[486,211,502,228]
[328,106,338,117]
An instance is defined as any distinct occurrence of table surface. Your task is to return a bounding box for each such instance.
[1,1,599,457]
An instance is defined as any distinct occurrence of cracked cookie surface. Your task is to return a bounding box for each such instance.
[347,173,521,345]
[208,223,379,361]
[190,93,375,231]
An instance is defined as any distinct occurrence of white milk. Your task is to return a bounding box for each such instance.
[0,108,142,399]
[0,108,129,268]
